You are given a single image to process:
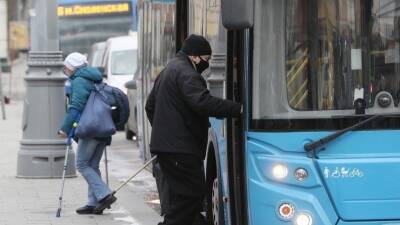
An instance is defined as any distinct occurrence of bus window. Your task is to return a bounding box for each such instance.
[285,0,400,111]
[252,0,400,121]
[205,0,226,56]
[285,0,366,111]
[189,0,205,35]
[149,1,176,81]
[369,0,400,107]
[204,0,226,98]
[205,0,220,40]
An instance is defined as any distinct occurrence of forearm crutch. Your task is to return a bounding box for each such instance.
[112,155,157,195]
[56,126,76,217]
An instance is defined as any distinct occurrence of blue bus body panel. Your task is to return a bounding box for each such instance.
[246,131,400,224]
[209,118,232,224]
[246,133,338,225]
[338,221,400,225]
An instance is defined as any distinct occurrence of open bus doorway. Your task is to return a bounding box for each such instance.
[226,29,247,225]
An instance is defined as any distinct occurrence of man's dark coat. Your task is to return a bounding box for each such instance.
[145,52,241,159]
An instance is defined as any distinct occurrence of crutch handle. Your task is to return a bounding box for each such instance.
[66,122,78,146]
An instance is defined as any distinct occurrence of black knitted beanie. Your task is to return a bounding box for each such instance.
[181,34,212,56]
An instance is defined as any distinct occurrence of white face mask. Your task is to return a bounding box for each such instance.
[62,67,75,77]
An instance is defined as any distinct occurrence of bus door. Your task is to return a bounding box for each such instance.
[187,0,232,223]
[226,29,247,225]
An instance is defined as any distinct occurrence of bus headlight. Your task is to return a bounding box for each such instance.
[294,213,313,225]
[272,164,288,179]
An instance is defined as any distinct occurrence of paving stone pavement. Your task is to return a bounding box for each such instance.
[0,101,161,225]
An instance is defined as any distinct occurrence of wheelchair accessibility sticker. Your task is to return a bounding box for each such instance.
[323,166,364,179]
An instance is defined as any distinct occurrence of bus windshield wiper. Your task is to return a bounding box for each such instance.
[304,114,382,153]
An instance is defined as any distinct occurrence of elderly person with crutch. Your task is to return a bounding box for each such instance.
[58,52,116,215]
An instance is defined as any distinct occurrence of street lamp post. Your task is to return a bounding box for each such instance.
[0,0,7,120]
[16,0,76,178]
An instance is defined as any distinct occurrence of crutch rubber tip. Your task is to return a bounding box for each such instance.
[56,208,61,217]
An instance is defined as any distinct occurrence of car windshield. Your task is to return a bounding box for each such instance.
[110,49,137,75]
[90,48,105,67]
[252,0,400,119]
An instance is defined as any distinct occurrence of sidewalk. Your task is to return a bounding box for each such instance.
[0,57,161,225]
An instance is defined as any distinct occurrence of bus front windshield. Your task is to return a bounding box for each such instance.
[253,0,400,121]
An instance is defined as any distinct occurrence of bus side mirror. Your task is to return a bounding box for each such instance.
[222,0,254,29]
[125,80,137,90]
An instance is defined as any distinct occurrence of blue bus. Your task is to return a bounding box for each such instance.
[137,0,400,225]
[57,0,138,55]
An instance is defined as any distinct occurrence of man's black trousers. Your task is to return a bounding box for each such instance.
[156,153,207,225]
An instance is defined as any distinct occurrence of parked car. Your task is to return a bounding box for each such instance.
[99,34,138,139]
[125,79,138,140]
[88,42,106,67]
[101,35,137,93]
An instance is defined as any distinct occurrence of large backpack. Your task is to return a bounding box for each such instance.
[94,83,130,130]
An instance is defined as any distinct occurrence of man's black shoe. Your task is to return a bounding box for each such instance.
[76,205,96,214]
[93,194,117,214]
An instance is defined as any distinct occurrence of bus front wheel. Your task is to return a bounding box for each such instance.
[208,177,225,225]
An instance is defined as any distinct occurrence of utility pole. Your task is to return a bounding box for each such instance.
[0,69,5,120]
[0,0,7,120]
[17,0,76,178]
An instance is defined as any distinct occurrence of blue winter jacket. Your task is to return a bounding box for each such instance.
[60,66,103,135]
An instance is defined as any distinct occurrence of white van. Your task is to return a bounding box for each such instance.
[101,34,138,135]
[102,35,137,93]
[89,42,106,68]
